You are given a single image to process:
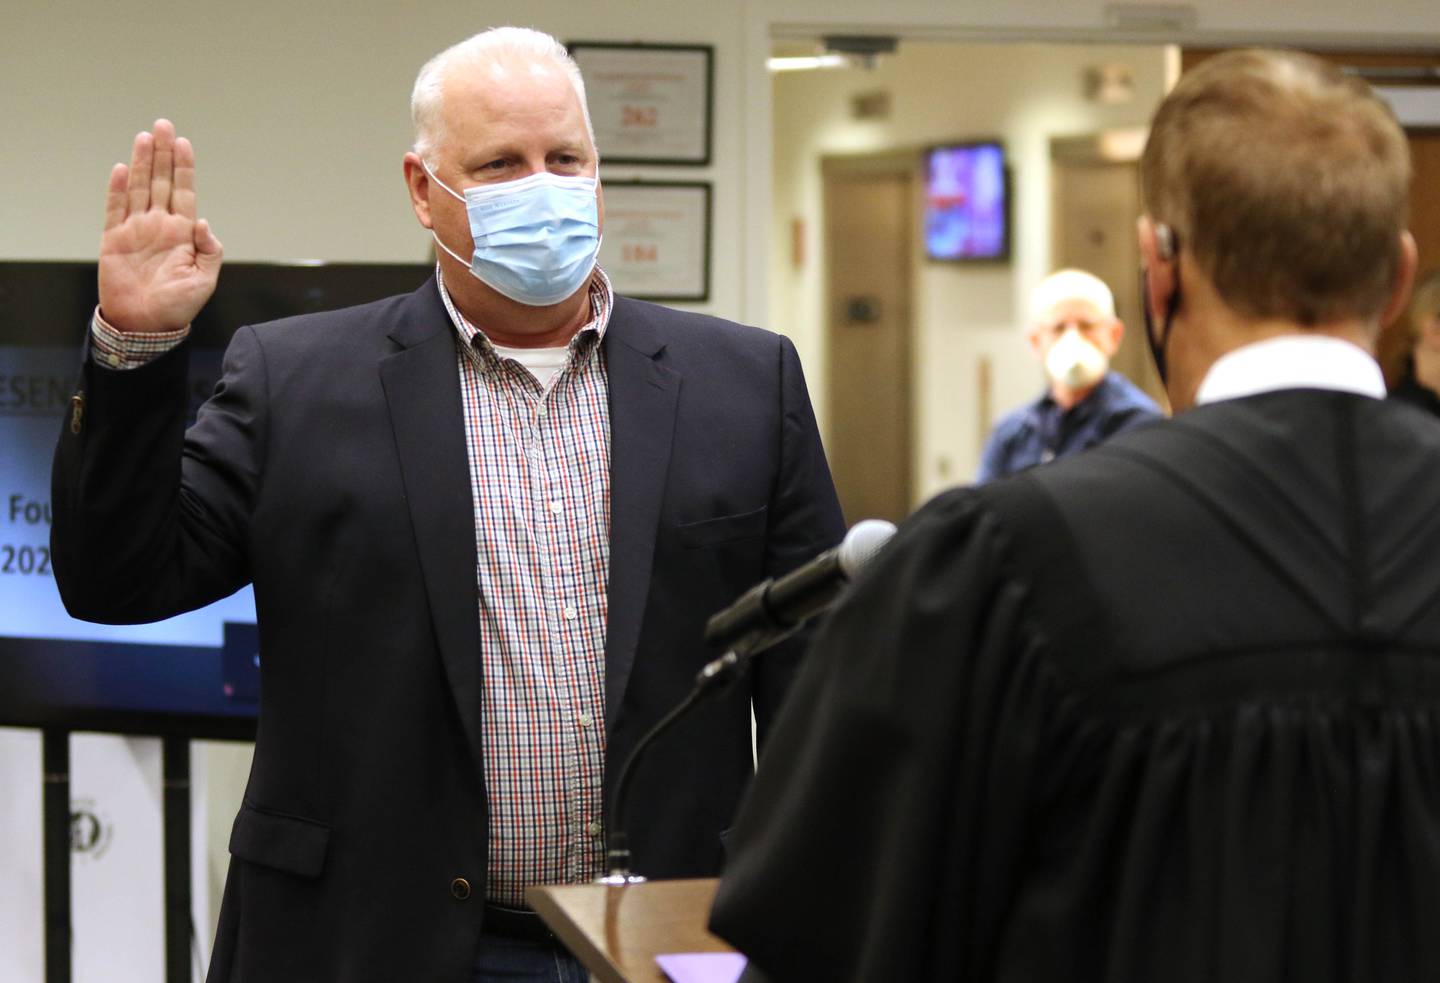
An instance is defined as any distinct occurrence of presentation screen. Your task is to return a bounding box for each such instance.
[923,141,1010,262]
[0,261,429,738]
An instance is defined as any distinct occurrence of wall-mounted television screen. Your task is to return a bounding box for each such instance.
[923,141,1010,262]
[0,260,430,738]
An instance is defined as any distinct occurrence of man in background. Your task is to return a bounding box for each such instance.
[976,268,1161,482]
[711,49,1439,982]
[1388,267,1440,416]
[51,26,842,983]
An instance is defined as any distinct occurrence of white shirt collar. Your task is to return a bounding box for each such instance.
[1195,335,1385,405]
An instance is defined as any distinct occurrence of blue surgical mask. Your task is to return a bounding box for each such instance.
[425,162,601,307]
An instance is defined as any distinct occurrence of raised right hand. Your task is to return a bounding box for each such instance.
[98,119,223,334]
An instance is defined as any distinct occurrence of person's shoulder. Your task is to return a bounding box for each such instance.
[1387,376,1440,419]
[246,278,436,354]
[1077,388,1440,482]
[610,294,783,355]
[987,396,1044,442]
[868,484,1016,579]
[1099,372,1162,414]
[1361,389,1440,448]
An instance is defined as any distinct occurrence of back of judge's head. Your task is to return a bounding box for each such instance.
[1140,49,1412,327]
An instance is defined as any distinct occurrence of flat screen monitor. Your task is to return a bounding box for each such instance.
[0,261,430,738]
[923,141,1010,262]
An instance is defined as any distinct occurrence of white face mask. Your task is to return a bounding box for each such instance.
[1044,329,1109,390]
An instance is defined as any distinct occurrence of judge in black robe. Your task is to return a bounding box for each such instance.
[709,50,1438,983]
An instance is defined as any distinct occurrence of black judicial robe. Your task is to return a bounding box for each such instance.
[710,389,1440,982]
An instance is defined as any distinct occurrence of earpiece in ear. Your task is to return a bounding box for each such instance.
[1155,223,1176,260]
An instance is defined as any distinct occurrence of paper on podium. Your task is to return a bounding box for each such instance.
[655,952,747,983]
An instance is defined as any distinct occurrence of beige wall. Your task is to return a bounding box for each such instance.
[6,0,1435,298]
[772,42,1170,500]
[1,0,756,318]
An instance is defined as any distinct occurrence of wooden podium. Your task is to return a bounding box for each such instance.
[526,878,736,983]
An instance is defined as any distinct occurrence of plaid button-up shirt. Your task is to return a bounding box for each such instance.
[436,267,613,904]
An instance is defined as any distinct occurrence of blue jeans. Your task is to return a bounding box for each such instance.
[471,931,589,983]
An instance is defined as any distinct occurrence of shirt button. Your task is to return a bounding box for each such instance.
[585,822,602,838]
[450,877,471,901]
[564,605,577,620]
[107,352,123,368]
[550,501,564,515]
[577,711,593,728]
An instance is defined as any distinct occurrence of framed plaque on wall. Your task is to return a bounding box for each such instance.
[597,181,711,302]
[568,42,713,165]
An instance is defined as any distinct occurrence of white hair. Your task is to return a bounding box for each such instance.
[1028,269,1117,325]
[411,26,596,162]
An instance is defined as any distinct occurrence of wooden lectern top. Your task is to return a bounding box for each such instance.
[526,877,736,983]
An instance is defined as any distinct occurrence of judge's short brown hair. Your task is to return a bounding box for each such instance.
[1141,49,1411,326]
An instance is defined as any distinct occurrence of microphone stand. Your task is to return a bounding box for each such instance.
[597,519,895,883]
[599,635,777,884]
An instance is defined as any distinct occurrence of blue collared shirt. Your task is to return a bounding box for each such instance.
[976,372,1161,483]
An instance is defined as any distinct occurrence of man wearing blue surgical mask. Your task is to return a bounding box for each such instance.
[403,40,607,338]
[51,26,844,983]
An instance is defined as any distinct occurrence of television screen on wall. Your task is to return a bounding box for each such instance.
[0,260,430,738]
[923,140,1010,262]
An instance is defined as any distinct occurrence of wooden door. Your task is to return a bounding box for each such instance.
[823,157,914,525]
[1052,153,1167,409]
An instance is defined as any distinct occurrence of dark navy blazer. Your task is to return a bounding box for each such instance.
[51,276,844,982]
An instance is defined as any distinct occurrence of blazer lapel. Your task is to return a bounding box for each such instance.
[604,298,681,726]
[379,281,486,779]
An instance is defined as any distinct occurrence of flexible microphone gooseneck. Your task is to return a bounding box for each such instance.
[600,519,898,882]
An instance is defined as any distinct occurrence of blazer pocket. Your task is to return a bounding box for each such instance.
[677,505,768,549]
[229,802,332,879]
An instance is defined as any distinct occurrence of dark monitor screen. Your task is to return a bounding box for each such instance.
[0,261,430,739]
[923,141,1010,262]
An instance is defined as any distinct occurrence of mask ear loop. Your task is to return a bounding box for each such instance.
[1142,222,1182,384]
[420,159,476,270]
[421,159,467,202]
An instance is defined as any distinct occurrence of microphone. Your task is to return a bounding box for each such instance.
[703,518,897,657]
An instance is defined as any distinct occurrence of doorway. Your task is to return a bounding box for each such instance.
[1051,132,1167,409]
[822,153,915,525]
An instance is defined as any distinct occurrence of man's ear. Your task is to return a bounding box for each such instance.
[1101,317,1126,357]
[1378,230,1418,330]
[403,152,434,230]
[1025,325,1046,360]
[1137,215,1178,330]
